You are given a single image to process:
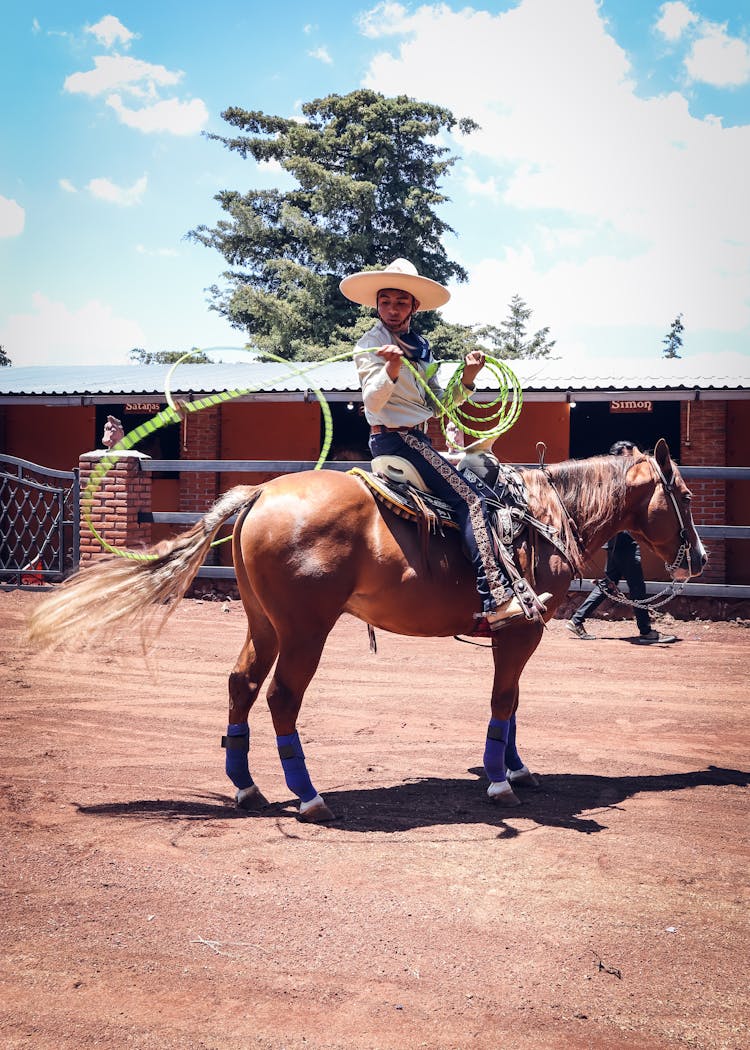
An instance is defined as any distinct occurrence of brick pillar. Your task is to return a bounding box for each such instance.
[179,405,220,513]
[78,451,152,564]
[680,400,726,583]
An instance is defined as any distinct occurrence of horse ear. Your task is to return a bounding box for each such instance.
[654,437,673,480]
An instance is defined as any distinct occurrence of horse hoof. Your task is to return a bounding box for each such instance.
[487,781,521,806]
[236,785,268,811]
[297,794,335,823]
[507,765,539,788]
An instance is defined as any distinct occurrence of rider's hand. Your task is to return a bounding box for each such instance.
[375,344,404,381]
[461,349,485,387]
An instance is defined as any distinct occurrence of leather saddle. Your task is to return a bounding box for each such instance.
[349,449,529,544]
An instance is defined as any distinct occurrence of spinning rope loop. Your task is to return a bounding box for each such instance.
[84,346,523,560]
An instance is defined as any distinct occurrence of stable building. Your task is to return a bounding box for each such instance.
[1,360,748,598]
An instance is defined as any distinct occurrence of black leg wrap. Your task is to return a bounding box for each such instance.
[221,734,250,752]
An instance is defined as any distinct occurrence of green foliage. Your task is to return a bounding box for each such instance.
[129,347,214,364]
[0,345,11,367]
[475,295,556,359]
[662,313,684,359]
[422,318,483,361]
[189,89,478,360]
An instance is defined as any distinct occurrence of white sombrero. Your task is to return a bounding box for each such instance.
[339,258,450,312]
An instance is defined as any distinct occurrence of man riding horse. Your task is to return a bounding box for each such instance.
[340,258,551,630]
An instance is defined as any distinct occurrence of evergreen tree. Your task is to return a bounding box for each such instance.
[129,348,213,364]
[189,90,478,360]
[662,313,684,359]
[0,345,11,367]
[475,295,556,359]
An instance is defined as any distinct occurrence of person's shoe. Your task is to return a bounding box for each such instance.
[565,620,595,640]
[635,630,677,645]
[483,591,552,631]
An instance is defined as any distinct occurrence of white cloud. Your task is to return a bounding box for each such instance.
[462,165,500,201]
[86,15,137,49]
[63,52,208,135]
[654,2,697,42]
[135,244,178,257]
[685,23,750,87]
[64,54,182,97]
[86,174,147,206]
[106,93,208,134]
[0,195,25,237]
[360,0,750,339]
[59,178,77,193]
[308,46,333,64]
[32,17,41,34]
[358,2,411,38]
[0,292,144,367]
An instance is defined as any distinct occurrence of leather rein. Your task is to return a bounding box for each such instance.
[536,444,690,611]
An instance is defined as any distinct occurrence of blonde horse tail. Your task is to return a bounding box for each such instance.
[27,485,263,651]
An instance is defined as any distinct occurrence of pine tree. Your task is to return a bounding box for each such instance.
[189,90,477,360]
[474,295,556,360]
[662,314,684,359]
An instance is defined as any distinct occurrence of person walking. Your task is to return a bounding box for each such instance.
[565,440,677,645]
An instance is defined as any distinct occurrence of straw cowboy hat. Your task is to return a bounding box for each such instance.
[339,258,450,312]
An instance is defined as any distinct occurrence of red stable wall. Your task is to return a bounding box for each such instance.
[2,396,747,587]
[1,405,96,470]
[429,401,569,465]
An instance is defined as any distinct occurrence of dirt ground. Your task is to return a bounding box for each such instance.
[0,590,748,1050]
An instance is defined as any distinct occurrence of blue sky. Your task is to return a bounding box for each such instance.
[1,0,749,376]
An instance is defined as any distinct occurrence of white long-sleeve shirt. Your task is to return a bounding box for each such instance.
[354,320,472,429]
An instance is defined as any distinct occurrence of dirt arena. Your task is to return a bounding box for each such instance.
[0,590,747,1050]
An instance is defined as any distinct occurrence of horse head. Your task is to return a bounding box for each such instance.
[624,438,707,581]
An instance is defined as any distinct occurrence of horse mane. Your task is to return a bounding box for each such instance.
[522,455,637,576]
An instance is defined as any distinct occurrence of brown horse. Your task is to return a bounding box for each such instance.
[29,438,705,820]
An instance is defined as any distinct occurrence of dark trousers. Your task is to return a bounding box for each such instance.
[572,532,651,635]
[369,430,512,612]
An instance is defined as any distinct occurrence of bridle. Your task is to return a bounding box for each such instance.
[649,457,693,577]
[600,455,693,612]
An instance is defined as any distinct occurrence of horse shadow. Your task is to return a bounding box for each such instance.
[77,765,748,836]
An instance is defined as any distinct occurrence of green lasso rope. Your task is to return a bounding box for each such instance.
[83,346,522,560]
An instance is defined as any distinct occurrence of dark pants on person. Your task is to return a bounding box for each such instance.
[369,429,512,613]
[571,531,651,635]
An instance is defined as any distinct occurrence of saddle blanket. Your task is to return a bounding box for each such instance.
[348,467,459,531]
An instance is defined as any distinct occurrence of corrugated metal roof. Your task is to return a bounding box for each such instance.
[0,359,748,397]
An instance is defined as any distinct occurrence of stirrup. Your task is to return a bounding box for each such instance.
[512,580,550,622]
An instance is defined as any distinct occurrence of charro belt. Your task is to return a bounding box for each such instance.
[370,424,426,436]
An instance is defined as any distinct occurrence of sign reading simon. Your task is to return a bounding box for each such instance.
[610,399,653,413]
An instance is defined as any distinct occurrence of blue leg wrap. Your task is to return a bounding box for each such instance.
[484,717,510,782]
[277,731,317,804]
[504,714,524,772]
[222,723,254,790]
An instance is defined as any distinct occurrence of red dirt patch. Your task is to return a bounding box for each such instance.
[1,591,747,1049]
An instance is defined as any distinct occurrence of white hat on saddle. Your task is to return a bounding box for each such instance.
[339,258,450,312]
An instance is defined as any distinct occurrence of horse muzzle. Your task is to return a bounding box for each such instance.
[663,533,705,583]
[669,538,708,581]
